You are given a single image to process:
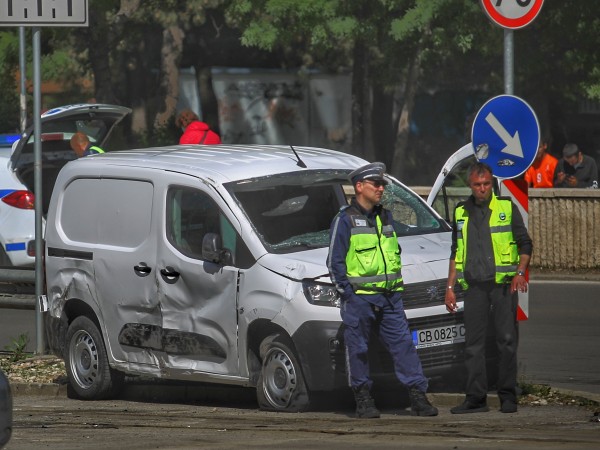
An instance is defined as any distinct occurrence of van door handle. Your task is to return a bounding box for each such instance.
[134,263,152,277]
[160,266,180,281]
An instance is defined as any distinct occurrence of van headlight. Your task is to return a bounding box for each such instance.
[302,281,341,308]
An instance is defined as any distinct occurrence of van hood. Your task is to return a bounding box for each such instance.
[257,232,451,281]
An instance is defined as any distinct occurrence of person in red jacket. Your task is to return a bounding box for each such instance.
[176,109,221,145]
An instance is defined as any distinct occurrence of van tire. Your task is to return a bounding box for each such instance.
[65,316,123,400]
[256,334,310,412]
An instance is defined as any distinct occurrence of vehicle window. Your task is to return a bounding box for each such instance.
[166,186,253,268]
[60,178,153,248]
[226,170,447,254]
[381,183,448,235]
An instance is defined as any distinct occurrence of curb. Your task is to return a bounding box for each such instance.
[9,382,598,410]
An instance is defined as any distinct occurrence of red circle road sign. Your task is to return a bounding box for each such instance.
[480,0,544,30]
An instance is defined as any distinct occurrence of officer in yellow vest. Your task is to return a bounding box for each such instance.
[70,132,105,157]
[445,162,532,414]
[327,162,437,419]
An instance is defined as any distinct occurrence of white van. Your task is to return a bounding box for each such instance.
[44,144,469,412]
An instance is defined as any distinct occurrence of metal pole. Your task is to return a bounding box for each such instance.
[504,29,514,95]
[19,27,27,134]
[32,27,45,355]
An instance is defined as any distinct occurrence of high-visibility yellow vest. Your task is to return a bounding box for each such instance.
[89,145,104,154]
[454,194,518,289]
[345,211,403,294]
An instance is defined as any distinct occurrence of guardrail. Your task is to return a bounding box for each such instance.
[0,268,36,309]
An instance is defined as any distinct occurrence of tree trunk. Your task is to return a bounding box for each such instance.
[153,25,185,128]
[371,84,394,167]
[390,44,423,180]
[86,7,117,104]
[351,40,371,160]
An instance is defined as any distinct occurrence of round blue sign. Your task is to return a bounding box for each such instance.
[471,95,540,179]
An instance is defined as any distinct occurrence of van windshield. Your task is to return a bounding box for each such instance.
[225,170,448,254]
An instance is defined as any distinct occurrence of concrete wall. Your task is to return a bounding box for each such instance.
[529,188,600,270]
[413,187,600,271]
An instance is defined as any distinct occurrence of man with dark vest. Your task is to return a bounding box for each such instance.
[327,162,437,419]
[445,162,532,414]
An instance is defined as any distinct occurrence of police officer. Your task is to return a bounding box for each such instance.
[445,162,532,414]
[327,162,438,419]
[70,132,105,157]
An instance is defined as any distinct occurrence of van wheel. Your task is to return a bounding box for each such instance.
[65,316,123,400]
[256,334,310,412]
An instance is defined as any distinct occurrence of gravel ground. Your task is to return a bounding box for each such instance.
[1,354,598,413]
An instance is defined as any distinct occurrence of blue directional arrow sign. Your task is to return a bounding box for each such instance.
[471,95,540,179]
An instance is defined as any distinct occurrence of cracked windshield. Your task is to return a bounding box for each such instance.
[227,170,447,253]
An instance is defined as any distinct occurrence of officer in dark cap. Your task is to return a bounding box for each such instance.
[327,162,438,419]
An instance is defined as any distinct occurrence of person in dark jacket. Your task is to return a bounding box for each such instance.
[327,162,437,419]
[176,109,221,145]
[553,143,598,188]
[446,162,532,415]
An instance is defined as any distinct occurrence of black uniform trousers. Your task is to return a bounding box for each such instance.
[463,281,519,404]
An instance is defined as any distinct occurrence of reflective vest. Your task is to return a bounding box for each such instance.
[89,145,104,154]
[345,209,403,294]
[454,194,518,289]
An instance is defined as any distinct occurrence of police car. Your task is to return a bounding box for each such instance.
[0,104,131,266]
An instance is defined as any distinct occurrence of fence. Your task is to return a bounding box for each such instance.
[528,188,600,270]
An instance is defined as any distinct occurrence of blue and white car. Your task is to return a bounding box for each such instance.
[0,104,131,266]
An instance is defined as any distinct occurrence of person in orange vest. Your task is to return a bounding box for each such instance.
[524,137,557,188]
[70,132,105,157]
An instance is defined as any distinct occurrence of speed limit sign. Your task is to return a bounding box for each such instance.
[480,0,544,30]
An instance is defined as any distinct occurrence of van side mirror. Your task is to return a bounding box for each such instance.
[201,232,232,265]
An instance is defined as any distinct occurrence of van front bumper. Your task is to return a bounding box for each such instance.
[291,320,347,392]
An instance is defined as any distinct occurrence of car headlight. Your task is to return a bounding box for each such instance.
[302,281,341,308]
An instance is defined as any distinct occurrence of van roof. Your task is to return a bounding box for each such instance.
[72,144,369,182]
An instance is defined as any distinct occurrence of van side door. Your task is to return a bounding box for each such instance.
[157,176,249,377]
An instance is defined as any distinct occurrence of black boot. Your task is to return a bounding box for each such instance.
[409,388,438,417]
[353,386,380,419]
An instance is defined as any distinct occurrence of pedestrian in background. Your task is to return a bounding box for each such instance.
[446,162,532,414]
[327,162,438,419]
[176,109,222,145]
[553,143,599,188]
[70,132,104,157]
[524,136,557,188]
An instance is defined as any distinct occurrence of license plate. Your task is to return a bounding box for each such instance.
[412,324,466,349]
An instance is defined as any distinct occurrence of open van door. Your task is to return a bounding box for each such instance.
[427,143,529,321]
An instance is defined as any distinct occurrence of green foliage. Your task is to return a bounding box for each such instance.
[3,333,31,363]
[0,31,20,131]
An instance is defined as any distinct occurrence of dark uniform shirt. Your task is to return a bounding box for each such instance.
[449,195,533,285]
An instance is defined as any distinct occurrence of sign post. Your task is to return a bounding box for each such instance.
[1,0,88,355]
[480,0,545,95]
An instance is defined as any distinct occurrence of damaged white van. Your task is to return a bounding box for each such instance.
[44,145,466,411]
